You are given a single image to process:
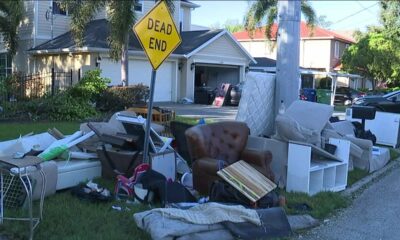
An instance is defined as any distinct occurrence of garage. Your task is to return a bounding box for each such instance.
[193,63,240,104]
[101,58,175,102]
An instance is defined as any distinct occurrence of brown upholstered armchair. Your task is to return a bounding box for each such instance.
[185,121,274,195]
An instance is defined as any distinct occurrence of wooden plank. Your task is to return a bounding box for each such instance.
[217,160,276,202]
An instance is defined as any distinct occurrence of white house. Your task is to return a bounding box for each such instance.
[1,0,255,102]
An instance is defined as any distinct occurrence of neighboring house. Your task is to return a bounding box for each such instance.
[233,22,354,72]
[0,0,254,102]
[249,57,369,91]
[233,23,372,89]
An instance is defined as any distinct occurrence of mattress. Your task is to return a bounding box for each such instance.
[236,72,276,137]
[56,159,102,190]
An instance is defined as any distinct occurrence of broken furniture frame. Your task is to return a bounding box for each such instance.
[116,113,190,175]
[116,113,173,154]
[87,122,140,150]
[0,156,46,240]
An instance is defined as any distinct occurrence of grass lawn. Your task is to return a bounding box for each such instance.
[0,121,397,239]
[174,115,214,125]
[0,121,80,141]
[0,121,153,239]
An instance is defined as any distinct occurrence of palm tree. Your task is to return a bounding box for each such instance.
[60,0,174,86]
[244,0,316,39]
[0,0,24,56]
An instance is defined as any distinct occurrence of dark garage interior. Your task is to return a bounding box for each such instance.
[193,64,240,104]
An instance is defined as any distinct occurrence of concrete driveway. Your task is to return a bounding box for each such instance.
[155,102,238,121]
[155,102,346,121]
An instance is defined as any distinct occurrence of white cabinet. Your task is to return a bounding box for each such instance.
[346,108,400,148]
[286,138,350,195]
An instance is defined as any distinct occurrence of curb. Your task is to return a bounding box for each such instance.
[342,154,400,197]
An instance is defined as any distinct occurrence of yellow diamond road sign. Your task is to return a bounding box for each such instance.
[133,1,181,70]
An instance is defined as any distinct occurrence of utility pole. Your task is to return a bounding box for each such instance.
[275,0,301,115]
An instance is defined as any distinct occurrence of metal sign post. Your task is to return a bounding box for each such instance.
[133,1,181,163]
[142,70,156,163]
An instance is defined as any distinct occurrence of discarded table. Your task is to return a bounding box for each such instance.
[0,156,46,240]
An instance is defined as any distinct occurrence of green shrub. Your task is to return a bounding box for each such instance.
[96,84,149,111]
[38,93,98,121]
[0,72,25,102]
[0,93,98,121]
[68,69,110,101]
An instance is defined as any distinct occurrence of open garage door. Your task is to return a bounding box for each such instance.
[101,58,174,102]
[193,63,240,104]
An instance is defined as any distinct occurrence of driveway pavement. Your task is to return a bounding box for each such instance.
[156,102,347,121]
[155,102,238,121]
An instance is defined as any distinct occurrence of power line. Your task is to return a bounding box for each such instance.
[357,1,377,15]
[330,2,379,26]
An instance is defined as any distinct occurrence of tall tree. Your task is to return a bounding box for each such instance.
[223,19,244,33]
[342,31,400,88]
[0,0,24,56]
[244,0,316,39]
[342,1,400,88]
[60,0,174,86]
[380,0,400,38]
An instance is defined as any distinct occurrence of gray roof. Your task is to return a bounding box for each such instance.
[30,19,223,55]
[250,57,276,68]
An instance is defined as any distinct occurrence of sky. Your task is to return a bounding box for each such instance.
[191,1,381,31]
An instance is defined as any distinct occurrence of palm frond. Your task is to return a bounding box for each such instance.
[107,0,136,60]
[265,6,277,39]
[301,0,316,36]
[245,0,316,40]
[0,0,24,55]
[63,0,105,47]
[244,0,277,38]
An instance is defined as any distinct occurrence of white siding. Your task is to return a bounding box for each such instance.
[181,6,191,31]
[37,0,71,39]
[18,0,35,40]
[137,1,180,28]
[239,40,276,59]
[196,35,249,65]
[301,39,331,71]
[101,57,176,102]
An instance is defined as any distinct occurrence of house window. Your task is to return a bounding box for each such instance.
[52,1,67,15]
[334,41,340,58]
[0,53,12,79]
[134,0,143,12]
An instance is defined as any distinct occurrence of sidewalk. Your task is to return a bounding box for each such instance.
[295,158,400,240]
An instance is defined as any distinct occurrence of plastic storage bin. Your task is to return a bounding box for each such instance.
[317,89,332,104]
[301,88,317,102]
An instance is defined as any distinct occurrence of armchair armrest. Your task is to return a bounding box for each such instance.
[240,148,274,181]
[192,157,226,174]
[241,148,271,168]
[192,157,225,195]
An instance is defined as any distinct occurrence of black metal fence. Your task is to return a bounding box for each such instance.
[0,69,74,103]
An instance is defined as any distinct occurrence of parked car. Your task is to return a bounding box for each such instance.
[353,90,400,113]
[334,87,366,105]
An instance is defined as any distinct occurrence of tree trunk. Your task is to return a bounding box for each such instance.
[121,33,129,86]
